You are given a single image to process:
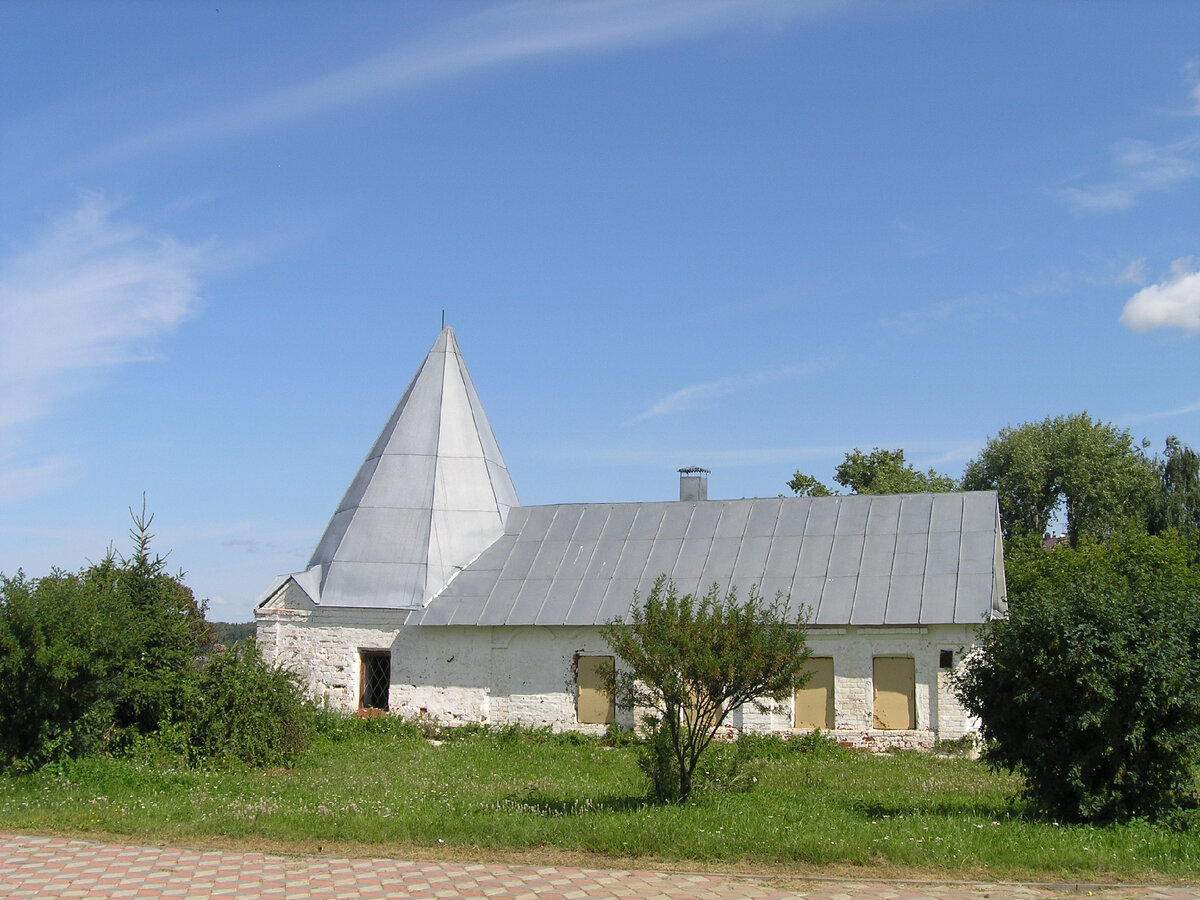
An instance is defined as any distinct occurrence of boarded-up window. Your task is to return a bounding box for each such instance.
[873,656,915,729]
[794,657,835,729]
[360,650,390,712]
[576,655,615,725]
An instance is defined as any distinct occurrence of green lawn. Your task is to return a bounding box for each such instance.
[2,720,1197,882]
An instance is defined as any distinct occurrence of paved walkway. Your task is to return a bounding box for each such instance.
[2,833,1198,900]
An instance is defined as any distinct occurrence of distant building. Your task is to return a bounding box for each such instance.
[256,328,1005,749]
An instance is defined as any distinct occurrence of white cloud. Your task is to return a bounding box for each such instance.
[0,194,204,429]
[628,360,828,423]
[98,0,842,160]
[1060,136,1200,212]
[1119,257,1200,336]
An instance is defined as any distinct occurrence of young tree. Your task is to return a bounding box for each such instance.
[955,530,1200,823]
[601,577,810,803]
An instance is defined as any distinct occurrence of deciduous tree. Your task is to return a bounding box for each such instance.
[788,447,957,497]
[962,413,1157,544]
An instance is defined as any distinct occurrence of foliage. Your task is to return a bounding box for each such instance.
[184,641,313,767]
[955,533,1200,823]
[601,576,810,803]
[1149,436,1200,546]
[786,472,833,496]
[208,621,257,646]
[108,505,212,736]
[0,570,135,770]
[789,447,957,497]
[0,505,310,772]
[962,412,1157,544]
[834,447,958,494]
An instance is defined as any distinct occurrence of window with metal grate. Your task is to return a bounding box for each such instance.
[360,650,390,711]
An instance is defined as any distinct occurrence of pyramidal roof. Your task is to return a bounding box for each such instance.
[288,327,519,609]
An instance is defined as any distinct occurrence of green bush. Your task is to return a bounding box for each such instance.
[0,569,137,770]
[184,641,312,767]
[955,531,1200,823]
[0,507,313,772]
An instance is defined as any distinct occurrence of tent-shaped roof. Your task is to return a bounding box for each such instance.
[271,327,518,609]
[416,492,1006,627]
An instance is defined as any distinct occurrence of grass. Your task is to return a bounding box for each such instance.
[2,718,1198,883]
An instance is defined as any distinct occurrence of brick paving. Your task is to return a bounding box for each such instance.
[2,833,1197,900]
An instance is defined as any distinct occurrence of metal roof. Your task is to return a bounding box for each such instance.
[287,327,519,609]
[416,492,1005,627]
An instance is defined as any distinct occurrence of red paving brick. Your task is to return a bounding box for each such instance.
[1,833,1198,900]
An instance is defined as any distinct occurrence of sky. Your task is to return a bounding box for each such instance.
[2,1,1199,623]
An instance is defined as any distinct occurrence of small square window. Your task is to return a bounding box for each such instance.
[939,649,954,669]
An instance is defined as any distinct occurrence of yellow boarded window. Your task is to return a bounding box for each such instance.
[794,657,835,729]
[873,657,916,729]
[576,656,615,725]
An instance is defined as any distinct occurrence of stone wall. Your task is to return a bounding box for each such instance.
[257,594,981,746]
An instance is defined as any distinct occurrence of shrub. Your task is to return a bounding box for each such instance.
[0,506,312,772]
[955,532,1200,823]
[0,570,137,770]
[184,641,312,767]
[602,577,810,803]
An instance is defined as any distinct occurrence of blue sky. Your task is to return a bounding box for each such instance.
[2,1,1199,622]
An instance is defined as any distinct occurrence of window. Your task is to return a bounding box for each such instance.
[360,650,390,712]
[794,657,835,729]
[576,655,615,725]
[939,649,954,669]
[872,656,915,729]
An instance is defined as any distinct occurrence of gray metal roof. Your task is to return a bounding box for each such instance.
[281,327,519,609]
[416,492,1005,627]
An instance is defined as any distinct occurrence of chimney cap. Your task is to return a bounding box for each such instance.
[677,466,710,475]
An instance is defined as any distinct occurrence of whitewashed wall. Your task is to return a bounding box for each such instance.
[257,589,981,745]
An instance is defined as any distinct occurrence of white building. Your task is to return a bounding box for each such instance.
[256,327,1005,749]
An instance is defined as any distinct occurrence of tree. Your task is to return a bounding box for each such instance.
[788,447,957,497]
[834,447,958,494]
[955,530,1200,823]
[1149,436,1200,538]
[601,577,810,803]
[962,413,1157,544]
[786,472,833,497]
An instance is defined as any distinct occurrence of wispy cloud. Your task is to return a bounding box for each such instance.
[1059,136,1200,212]
[1117,258,1147,286]
[1119,257,1200,336]
[532,436,979,473]
[1122,399,1200,426]
[95,0,843,162]
[628,360,829,424]
[0,454,78,506]
[0,194,205,430]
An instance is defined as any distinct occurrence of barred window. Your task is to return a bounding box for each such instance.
[360,650,390,711]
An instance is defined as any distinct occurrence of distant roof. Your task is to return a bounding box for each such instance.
[416,491,1005,628]
[294,327,519,608]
